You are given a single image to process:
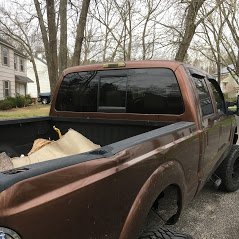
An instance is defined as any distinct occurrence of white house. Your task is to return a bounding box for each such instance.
[0,37,33,100]
[218,65,239,100]
[27,54,50,98]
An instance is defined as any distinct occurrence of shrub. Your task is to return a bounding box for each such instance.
[15,95,26,108]
[25,94,32,106]
[6,97,17,108]
[0,95,33,110]
[0,100,13,110]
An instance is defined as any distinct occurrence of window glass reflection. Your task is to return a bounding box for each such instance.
[99,76,127,107]
[127,68,184,114]
[55,71,98,112]
[56,68,184,115]
[193,78,213,116]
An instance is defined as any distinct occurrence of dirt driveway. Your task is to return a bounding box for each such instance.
[170,182,239,239]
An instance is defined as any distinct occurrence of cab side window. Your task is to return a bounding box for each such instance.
[193,78,214,116]
[209,80,225,114]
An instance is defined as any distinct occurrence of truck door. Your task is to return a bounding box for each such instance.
[192,76,221,189]
[208,79,232,157]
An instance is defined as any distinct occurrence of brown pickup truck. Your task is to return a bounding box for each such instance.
[0,60,238,239]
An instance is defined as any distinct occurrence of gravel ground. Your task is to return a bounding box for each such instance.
[171,183,239,239]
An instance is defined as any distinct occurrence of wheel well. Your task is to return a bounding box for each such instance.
[233,127,238,144]
[143,184,182,231]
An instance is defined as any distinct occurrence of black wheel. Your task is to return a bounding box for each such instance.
[42,98,48,104]
[217,145,239,192]
[139,227,193,239]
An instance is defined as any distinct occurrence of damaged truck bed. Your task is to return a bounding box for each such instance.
[0,60,238,239]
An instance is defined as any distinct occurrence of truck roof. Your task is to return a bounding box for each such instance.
[62,60,184,76]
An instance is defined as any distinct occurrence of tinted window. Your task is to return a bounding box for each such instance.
[193,78,213,116]
[55,68,184,115]
[99,76,127,111]
[127,68,184,114]
[55,71,98,112]
[209,80,225,113]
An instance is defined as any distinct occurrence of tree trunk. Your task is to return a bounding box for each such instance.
[47,0,58,93]
[34,0,49,62]
[236,50,239,77]
[72,0,91,66]
[126,0,132,61]
[59,0,68,74]
[30,53,41,96]
[34,0,58,93]
[217,61,221,85]
[175,0,205,62]
[142,15,150,60]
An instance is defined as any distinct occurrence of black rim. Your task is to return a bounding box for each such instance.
[232,157,239,181]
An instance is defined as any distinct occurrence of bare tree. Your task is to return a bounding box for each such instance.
[200,6,227,84]
[175,0,206,61]
[93,0,114,62]
[93,0,126,61]
[34,0,58,92]
[175,0,224,62]
[72,0,91,66]
[112,0,141,60]
[220,0,239,78]
[59,0,68,73]
[0,5,41,96]
[140,0,167,60]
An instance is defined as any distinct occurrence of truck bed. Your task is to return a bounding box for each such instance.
[0,116,195,193]
[0,116,173,156]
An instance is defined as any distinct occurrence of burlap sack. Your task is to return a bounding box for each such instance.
[28,139,52,155]
[12,129,100,168]
[0,152,13,172]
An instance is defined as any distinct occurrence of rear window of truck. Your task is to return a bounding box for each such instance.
[55,68,184,115]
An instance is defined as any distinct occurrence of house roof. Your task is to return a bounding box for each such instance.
[213,64,236,76]
[0,37,14,49]
[15,75,34,84]
[221,64,234,75]
[14,49,27,58]
[35,55,47,65]
[0,37,27,58]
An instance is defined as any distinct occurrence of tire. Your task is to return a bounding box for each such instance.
[217,145,239,192]
[139,227,193,239]
[42,98,48,104]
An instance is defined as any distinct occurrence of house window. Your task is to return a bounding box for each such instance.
[1,47,9,66]
[15,82,26,96]
[3,81,10,98]
[20,58,24,72]
[14,55,18,70]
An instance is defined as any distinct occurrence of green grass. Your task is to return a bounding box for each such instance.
[0,104,50,120]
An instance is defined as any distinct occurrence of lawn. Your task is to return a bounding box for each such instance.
[0,104,50,120]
